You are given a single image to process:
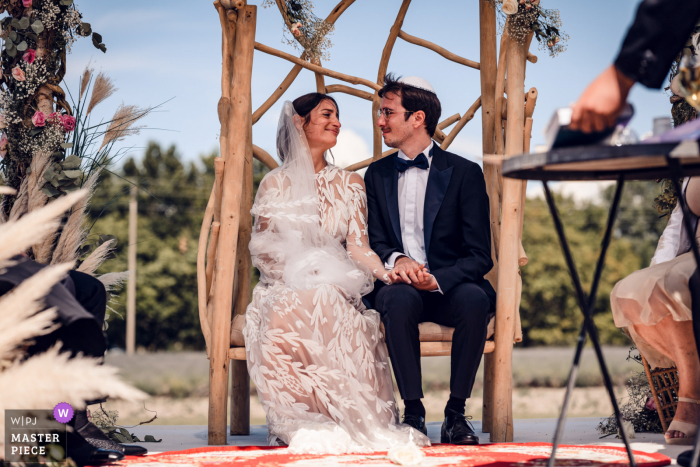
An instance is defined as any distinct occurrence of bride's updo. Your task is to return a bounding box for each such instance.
[277,93,339,162]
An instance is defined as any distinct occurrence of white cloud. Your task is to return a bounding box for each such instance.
[331,128,372,171]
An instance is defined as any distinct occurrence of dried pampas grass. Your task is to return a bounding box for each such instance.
[0,190,87,267]
[99,104,148,151]
[77,239,115,276]
[0,263,73,361]
[86,72,117,115]
[28,152,58,263]
[51,174,98,265]
[79,65,93,101]
[0,346,147,453]
[8,176,29,221]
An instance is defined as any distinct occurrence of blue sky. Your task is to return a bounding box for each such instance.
[67,0,672,177]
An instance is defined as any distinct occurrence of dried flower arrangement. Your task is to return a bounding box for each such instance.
[262,0,334,62]
[0,1,158,324]
[597,346,664,437]
[487,0,568,58]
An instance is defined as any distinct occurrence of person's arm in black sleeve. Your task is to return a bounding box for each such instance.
[615,0,700,89]
[365,163,401,264]
[430,164,493,295]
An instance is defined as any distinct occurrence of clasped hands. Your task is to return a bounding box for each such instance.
[388,256,437,291]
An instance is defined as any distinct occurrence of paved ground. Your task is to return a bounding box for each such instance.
[129,418,689,463]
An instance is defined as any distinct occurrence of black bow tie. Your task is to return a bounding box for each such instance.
[395,153,429,172]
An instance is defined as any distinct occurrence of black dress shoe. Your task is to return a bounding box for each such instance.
[66,430,124,466]
[76,410,148,456]
[401,413,428,436]
[678,450,693,467]
[441,408,479,445]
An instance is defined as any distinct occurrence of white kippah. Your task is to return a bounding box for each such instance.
[397,76,436,94]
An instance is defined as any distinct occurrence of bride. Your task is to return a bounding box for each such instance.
[243,94,430,453]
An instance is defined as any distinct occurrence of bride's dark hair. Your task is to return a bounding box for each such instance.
[277,93,339,162]
[293,92,339,125]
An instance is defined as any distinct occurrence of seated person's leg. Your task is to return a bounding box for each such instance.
[431,283,491,407]
[375,284,424,413]
[635,317,700,442]
[69,270,107,327]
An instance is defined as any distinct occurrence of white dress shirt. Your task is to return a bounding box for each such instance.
[385,141,442,292]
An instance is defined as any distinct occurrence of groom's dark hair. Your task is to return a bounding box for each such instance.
[378,73,441,137]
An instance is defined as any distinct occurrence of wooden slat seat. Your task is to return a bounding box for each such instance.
[228,315,499,360]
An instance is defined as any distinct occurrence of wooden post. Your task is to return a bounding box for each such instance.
[490,33,528,443]
[373,0,412,160]
[208,4,256,446]
[229,100,254,436]
[479,0,497,434]
[126,184,137,355]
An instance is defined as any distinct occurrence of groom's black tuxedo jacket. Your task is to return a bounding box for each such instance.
[365,145,496,307]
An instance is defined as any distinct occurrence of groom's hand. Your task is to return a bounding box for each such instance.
[411,271,438,291]
[390,256,424,284]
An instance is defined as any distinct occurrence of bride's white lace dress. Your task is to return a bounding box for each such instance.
[243,162,429,453]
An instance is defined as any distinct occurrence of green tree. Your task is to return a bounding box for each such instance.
[519,190,652,347]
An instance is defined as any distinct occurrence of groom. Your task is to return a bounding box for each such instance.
[365,74,496,445]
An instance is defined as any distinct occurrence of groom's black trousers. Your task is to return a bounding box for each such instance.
[374,281,492,401]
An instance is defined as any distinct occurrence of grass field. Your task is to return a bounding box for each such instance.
[101,347,642,426]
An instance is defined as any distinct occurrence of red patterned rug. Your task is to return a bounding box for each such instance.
[112,442,671,467]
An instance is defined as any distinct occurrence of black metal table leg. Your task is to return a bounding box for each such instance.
[542,177,637,467]
[665,157,700,467]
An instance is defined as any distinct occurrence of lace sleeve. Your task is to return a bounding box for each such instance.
[249,172,288,285]
[345,173,392,285]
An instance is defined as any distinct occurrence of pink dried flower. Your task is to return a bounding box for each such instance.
[11,66,25,81]
[291,22,302,37]
[525,3,532,9]
[47,111,61,126]
[0,134,7,158]
[22,0,31,7]
[31,111,45,127]
[61,114,76,132]
[547,40,554,48]
[22,49,35,64]
[645,396,656,412]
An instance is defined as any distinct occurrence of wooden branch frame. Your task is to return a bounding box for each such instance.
[325,84,373,101]
[204,0,540,447]
[250,0,355,125]
[398,30,479,69]
[255,42,381,91]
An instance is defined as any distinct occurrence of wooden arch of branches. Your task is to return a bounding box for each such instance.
[198,0,538,446]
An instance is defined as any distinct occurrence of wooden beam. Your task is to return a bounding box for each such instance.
[252,64,302,125]
[255,42,381,91]
[491,31,529,445]
[438,113,461,130]
[208,4,256,446]
[373,0,412,160]
[325,84,373,101]
[398,30,479,69]
[479,0,498,435]
[252,144,279,170]
[197,183,215,358]
[344,148,398,172]
[440,96,481,150]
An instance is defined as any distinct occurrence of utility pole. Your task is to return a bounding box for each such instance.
[126,184,137,355]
